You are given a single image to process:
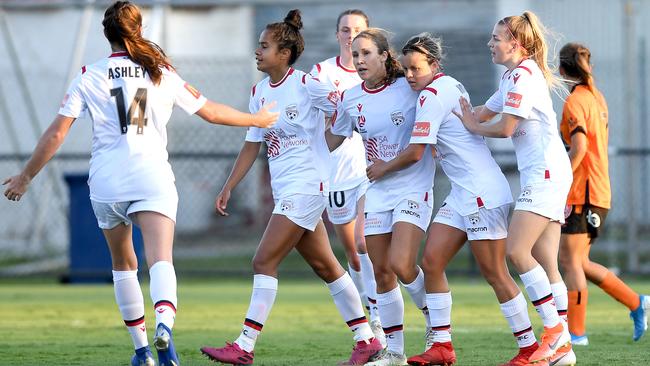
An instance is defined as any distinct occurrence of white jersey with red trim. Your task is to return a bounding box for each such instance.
[410,74,512,216]
[246,68,337,198]
[310,56,366,191]
[332,77,434,213]
[485,59,571,187]
[58,52,207,202]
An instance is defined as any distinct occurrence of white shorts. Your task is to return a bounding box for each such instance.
[91,196,178,230]
[514,180,571,223]
[433,201,510,241]
[326,181,368,225]
[273,194,327,231]
[364,195,433,235]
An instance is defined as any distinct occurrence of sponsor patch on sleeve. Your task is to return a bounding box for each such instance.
[412,121,431,137]
[505,92,522,108]
[184,82,201,99]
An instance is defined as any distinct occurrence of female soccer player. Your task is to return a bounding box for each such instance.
[366,32,540,366]
[455,11,575,365]
[558,42,648,345]
[328,28,434,366]
[309,9,384,343]
[2,2,278,366]
[199,10,382,366]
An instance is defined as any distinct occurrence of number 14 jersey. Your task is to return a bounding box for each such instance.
[59,52,207,203]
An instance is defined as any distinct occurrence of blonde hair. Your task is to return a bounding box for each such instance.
[500,11,563,92]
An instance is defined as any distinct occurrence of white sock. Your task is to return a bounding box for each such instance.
[348,262,368,310]
[500,292,537,348]
[113,270,148,349]
[328,272,374,342]
[519,265,560,328]
[358,253,380,322]
[235,274,278,353]
[400,266,430,327]
[425,292,452,343]
[377,286,405,354]
[551,281,568,322]
[149,261,177,329]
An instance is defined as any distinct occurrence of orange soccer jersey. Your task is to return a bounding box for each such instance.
[560,84,611,208]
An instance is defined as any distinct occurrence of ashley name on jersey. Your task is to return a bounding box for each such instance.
[107,65,147,80]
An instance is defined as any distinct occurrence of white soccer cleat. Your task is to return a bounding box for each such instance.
[363,349,407,366]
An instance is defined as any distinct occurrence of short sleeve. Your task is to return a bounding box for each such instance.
[501,69,533,118]
[561,96,587,136]
[485,89,503,114]
[410,88,444,145]
[331,97,353,138]
[167,70,207,115]
[304,73,338,116]
[58,71,87,118]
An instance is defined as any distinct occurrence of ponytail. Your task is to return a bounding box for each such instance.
[500,11,563,93]
[560,43,595,93]
[355,28,404,86]
[102,1,172,85]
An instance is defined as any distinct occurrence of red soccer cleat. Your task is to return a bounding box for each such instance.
[201,342,254,365]
[339,337,384,365]
[407,341,456,366]
[499,343,539,366]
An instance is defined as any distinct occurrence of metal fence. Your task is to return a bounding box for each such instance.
[1,0,649,276]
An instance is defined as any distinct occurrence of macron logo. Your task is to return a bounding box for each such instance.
[505,92,522,108]
[412,122,430,137]
[419,95,427,107]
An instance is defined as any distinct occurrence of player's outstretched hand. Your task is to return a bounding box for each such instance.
[253,101,279,128]
[215,188,231,216]
[452,96,479,133]
[3,173,30,202]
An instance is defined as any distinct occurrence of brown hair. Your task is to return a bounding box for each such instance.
[354,28,404,86]
[500,11,562,91]
[265,9,305,66]
[102,1,172,85]
[336,9,369,31]
[401,32,444,69]
[560,43,595,92]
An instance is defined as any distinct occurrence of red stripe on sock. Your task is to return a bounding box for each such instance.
[154,300,177,313]
[383,325,403,334]
[244,318,263,331]
[124,316,145,327]
[347,317,368,327]
[532,294,553,306]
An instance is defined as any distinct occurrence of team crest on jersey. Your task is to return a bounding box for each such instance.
[280,199,294,212]
[408,200,419,210]
[184,82,201,99]
[285,104,299,120]
[391,111,404,126]
[521,186,532,197]
[469,212,480,225]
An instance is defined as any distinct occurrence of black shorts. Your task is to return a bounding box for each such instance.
[562,204,608,239]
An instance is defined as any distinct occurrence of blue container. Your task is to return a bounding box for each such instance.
[63,173,144,283]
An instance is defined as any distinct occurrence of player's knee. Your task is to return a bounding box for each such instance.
[421,253,445,276]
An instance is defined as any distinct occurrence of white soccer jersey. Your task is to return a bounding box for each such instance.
[485,59,571,187]
[410,73,513,216]
[246,68,337,198]
[310,56,366,191]
[59,51,207,202]
[332,77,434,213]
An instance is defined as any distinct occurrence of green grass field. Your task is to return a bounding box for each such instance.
[1,278,648,365]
